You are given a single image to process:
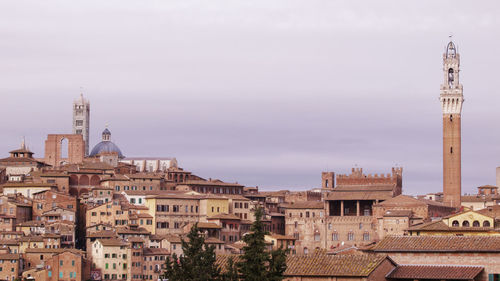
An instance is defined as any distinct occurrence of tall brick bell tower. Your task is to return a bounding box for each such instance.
[440,37,464,208]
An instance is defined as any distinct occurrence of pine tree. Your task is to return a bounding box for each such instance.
[238,207,288,281]
[162,224,222,281]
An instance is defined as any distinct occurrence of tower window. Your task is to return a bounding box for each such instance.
[450,115,453,122]
[450,147,453,154]
[448,68,454,87]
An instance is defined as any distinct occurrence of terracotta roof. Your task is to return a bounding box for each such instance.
[143,248,170,255]
[0,253,20,260]
[43,233,61,238]
[17,220,45,227]
[326,190,394,201]
[122,190,166,196]
[375,195,429,207]
[127,237,145,243]
[149,234,167,240]
[184,179,243,187]
[285,254,387,277]
[223,194,250,201]
[477,205,500,219]
[128,173,163,180]
[207,213,241,220]
[1,182,54,188]
[281,201,324,209]
[25,248,84,254]
[462,195,496,202]
[216,254,388,277]
[196,222,222,229]
[146,192,203,200]
[116,226,150,235]
[101,174,130,181]
[372,236,500,252]
[0,239,19,245]
[9,148,33,154]
[20,236,44,242]
[0,157,47,165]
[0,231,23,235]
[163,234,182,243]
[98,238,127,247]
[383,210,413,217]
[205,237,225,244]
[387,265,483,280]
[478,184,498,189]
[86,230,116,238]
[135,212,153,218]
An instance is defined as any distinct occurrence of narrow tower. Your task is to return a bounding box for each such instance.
[73,94,90,156]
[440,38,464,208]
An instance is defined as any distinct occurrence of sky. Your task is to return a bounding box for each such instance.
[1,1,500,194]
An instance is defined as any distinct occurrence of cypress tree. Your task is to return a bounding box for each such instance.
[162,224,221,281]
[238,207,288,281]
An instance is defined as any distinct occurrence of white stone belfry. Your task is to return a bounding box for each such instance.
[440,40,464,114]
[73,94,90,156]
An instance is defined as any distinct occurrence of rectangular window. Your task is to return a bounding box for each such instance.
[489,274,500,281]
[72,260,75,266]
[48,271,52,277]
[105,263,108,269]
[60,260,63,266]
[59,271,63,278]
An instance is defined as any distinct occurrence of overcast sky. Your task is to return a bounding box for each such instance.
[1,1,500,194]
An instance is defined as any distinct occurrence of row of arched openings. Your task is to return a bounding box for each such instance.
[451,220,490,227]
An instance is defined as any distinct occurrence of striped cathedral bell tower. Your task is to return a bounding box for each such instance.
[440,38,464,208]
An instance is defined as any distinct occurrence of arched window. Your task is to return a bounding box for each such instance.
[303,247,308,255]
[472,220,480,227]
[483,221,491,227]
[448,68,454,87]
[363,232,370,241]
[462,220,470,227]
[332,232,339,241]
[347,232,354,241]
[60,138,69,159]
[314,233,320,241]
[452,220,459,227]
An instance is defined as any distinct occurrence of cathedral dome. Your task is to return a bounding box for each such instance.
[89,128,124,158]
